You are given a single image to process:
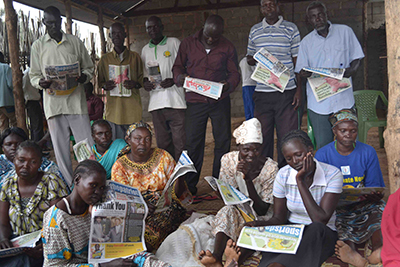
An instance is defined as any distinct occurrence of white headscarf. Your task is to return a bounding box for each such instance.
[233,118,263,145]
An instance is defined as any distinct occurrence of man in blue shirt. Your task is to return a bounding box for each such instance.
[0,52,16,132]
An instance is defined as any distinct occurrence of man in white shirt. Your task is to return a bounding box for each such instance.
[141,16,186,161]
[30,6,94,185]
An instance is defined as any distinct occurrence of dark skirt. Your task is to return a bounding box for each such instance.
[259,222,338,267]
[336,199,385,244]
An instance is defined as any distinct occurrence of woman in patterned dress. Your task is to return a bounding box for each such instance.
[111,121,190,251]
[0,140,69,266]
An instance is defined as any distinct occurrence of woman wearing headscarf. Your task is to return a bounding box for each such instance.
[315,109,385,252]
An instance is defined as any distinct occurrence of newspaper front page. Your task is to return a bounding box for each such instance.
[302,67,345,80]
[338,187,386,206]
[44,61,80,96]
[0,230,41,258]
[73,139,95,162]
[237,225,305,254]
[109,65,132,97]
[183,77,224,100]
[307,75,351,102]
[147,61,163,90]
[89,181,147,264]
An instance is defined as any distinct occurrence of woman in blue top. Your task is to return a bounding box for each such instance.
[315,109,385,252]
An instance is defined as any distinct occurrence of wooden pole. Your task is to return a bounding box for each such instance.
[3,0,27,133]
[384,0,400,193]
[125,19,130,49]
[362,0,368,90]
[98,7,107,55]
[64,0,73,34]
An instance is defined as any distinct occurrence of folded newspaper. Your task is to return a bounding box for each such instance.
[147,61,163,90]
[183,77,224,100]
[302,67,345,80]
[89,181,148,264]
[155,151,196,213]
[307,74,351,102]
[0,230,42,258]
[109,65,132,97]
[251,48,290,92]
[204,176,256,222]
[45,61,80,96]
[73,138,95,162]
[338,187,386,206]
[237,225,305,254]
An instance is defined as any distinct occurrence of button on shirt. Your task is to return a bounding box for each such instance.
[295,23,364,115]
[30,32,94,119]
[247,16,300,92]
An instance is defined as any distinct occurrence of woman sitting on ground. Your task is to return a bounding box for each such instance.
[246,130,343,267]
[91,120,127,179]
[315,109,385,253]
[0,127,68,190]
[111,121,191,251]
[198,118,278,266]
[0,141,69,266]
[42,160,169,267]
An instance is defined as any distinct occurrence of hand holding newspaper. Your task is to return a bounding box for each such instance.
[338,187,386,206]
[44,61,80,96]
[183,77,224,100]
[0,230,42,258]
[147,61,163,90]
[237,225,305,254]
[73,138,95,162]
[89,181,148,264]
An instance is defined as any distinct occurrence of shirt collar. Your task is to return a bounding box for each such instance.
[111,47,128,59]
[149,36,167,48]
[312,21,333,38]
[262,16,283,29]
[287,159,327,187]
[44,30,67,44]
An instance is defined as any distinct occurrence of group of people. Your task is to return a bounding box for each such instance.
[0,0,399,267]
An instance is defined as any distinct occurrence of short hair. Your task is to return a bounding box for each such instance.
[205,14,224,28]
[306,1,327,15]
[73,160,106,178]
[110,22,125,32]
[260,0,278,5]
[280,130,313,152]
[91,119,112,133]
[1,127,28,146]
[16,140,42,159]
[44,6,61,18]
[146,16,163,26]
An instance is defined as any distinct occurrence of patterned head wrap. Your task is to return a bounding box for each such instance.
[329,108,358,128]
[118,121,153,158]
[233,118,263,145]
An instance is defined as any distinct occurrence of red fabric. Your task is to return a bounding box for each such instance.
[172,30,240,103]
[86,95,104,121]
[381,188,400,266]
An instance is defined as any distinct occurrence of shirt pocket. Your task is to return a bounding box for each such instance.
[330,46,349,68]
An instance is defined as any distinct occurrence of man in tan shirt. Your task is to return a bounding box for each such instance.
[97,22,143,139]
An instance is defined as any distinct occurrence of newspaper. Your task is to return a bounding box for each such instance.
[303,67,345,80]
[89,181,148,264]
[73,138,95,162]
[155,151,196,213]
[307,74,351,102]
[237,225,305,254]
[183,77,224,100]
[251,64,290,92]
[0,230,42,258]
[147,61,162,90]
[44,62,80,96]
[109,65,132,97]
[338,187,386,206]
[253,48,288,77]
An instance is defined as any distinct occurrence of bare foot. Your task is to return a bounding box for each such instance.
[224,239,241,267]
[198,250,223,267]
[367,246,382,264]
[335,240,368,267]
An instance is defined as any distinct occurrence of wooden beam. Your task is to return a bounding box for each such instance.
[3,0,27,132]
[174,0,179,8]
[125,19,130,48]
[362,0,368,90]
[64,0,73,34]
[97,7,107,55]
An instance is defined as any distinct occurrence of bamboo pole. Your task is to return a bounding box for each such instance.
[97,7,106,55]
[3,0,27,132]
[64,0,73,34]
[384,0,400,193]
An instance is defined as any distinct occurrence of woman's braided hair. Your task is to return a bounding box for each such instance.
[280,130,313,152]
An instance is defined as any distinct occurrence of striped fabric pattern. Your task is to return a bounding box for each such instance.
[273,160,343,231]
[247,17,301,92]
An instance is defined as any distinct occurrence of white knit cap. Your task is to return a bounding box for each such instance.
[233,118,263,145]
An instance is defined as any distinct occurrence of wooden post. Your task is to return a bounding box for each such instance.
[98,7,107,55]
[64,0,73,34]
[362,0,368,90]
[384,0,400,193]
[3,0,27,133]
[125,19,130,49]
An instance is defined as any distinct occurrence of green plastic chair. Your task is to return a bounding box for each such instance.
[353,90,388,148]
[307,110,316,150]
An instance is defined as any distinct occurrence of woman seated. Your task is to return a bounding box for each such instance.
[198,118,278,266]
[111,121,190,251]
[315,109,385,252]
[0,127,68,190]
[91,120,127,179]
[247,130,343,267]
[0,141,69,266]
[42,160,169,267]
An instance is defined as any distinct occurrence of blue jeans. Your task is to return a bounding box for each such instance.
[242,85,256,120]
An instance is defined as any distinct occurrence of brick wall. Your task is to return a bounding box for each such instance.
[127,0,385,121]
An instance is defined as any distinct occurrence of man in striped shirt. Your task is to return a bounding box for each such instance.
[247,0,301,168]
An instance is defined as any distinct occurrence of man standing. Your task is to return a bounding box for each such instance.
[173,15,240,195]
[0,52,16,132]
[247,0,301,167]
[295,1,364,149]
[141,16,186,161]
[98,22,143,139]
[30,6,94,185]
